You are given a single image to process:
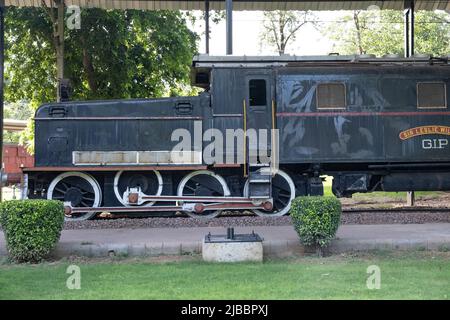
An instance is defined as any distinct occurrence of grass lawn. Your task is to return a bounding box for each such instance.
[0,251,449,300]
[322,176,443,201]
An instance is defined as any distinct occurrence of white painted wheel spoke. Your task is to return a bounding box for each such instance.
[113,170,163,207]
[47,172,102,221]
[244,169,295,217]
[177,170,230,219]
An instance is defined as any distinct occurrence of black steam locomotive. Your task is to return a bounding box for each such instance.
[24,54,450,220]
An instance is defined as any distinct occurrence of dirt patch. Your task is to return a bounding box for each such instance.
[340,191,450,210]
[48,254,202,265]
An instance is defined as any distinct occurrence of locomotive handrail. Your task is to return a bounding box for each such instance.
[243,99,248,178]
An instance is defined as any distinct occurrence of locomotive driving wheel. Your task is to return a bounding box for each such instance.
[113,170,163,206]
[177,170,230,219]
[244,169,295,217]
[47,172,102,221]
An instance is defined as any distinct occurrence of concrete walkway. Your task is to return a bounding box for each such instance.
[1,223,450,258]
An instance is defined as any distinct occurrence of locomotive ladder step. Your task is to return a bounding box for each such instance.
[248,163,272,199]
[248,179,271,183]
[248,163,271,167]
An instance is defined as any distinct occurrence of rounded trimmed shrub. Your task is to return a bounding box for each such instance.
[290,196,342,249]
[0,200,64,263]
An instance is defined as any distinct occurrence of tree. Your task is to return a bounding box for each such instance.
[323,10,450,57]
[3,102,34,144]
[4,7,198,151]
[260,11,315,55]
[185,9,225,45]
[5,7,198,106]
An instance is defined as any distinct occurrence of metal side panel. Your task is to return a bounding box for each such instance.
[72,151,203,166]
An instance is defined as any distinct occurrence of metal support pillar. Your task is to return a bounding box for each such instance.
[404,7,410,57]
[56,0,65,102]
[407,191,415,207]
[404,1,415,203]
[205,0,210,54]
[404,0,415,57]
[0,1,4,201]
[226,0,233,55]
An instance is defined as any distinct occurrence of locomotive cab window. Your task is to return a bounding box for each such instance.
[249,79,267,106]
[316,83,346,110]
[417,82,447,109]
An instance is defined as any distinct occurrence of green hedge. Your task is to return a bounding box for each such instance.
[290,196,342,249]
[0,200,64,263]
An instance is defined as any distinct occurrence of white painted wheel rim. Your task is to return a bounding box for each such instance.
[243,169,295,217]
[113,170,163,207]
[47,171,102,221]
[177,170,230,218]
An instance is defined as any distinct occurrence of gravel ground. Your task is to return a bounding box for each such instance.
[340,211,450,225]
[64,215,293,230]
[62,210,450,230]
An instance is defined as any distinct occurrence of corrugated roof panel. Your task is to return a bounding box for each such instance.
[4,0,450,11]
[209,1,222,10]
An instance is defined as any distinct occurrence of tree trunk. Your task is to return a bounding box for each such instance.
[278,15,285,55]
[353,11,365,55]
[80,36,98,94]
[82,49,97,94]
[316,245,323,257]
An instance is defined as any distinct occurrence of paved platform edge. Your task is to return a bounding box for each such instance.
[2,223,450,259]
[1,238,447,259]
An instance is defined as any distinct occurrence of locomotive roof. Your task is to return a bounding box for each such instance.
[192,54,450,68]
[191,54,450,88]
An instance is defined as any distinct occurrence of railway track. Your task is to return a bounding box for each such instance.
[341,207,450,213]
[58,205,450,230]
[89,206,450,220]
[214,206,450,218]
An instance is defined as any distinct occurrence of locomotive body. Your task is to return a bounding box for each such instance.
[25,55,450,219]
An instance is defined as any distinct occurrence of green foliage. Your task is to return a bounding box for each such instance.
[5,8,56,105]
[323,10,450,57]
[3,102,34,144]
[290,196,342,248]
[5,7,198,149]
[5,7,198,104]
[0,200,64,263]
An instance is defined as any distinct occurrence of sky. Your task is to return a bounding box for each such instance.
[188,9,450,57]
[187,11,350,56]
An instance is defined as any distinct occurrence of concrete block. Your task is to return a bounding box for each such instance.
[287,240,305,256]
[128,243,147,256]
[145,243,163,256]
[106,244,129,257]
[202,239,263,262]
[88,245,110,257]
[161,242,181,255]
[392,240,412,250]
[181,241,201,255]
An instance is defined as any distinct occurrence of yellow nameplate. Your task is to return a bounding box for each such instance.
[399,125,450,140]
